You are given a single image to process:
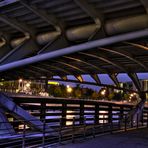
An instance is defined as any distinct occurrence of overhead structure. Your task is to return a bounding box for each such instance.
[0,0,147,93]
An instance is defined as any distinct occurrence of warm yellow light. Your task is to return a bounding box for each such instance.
[48,81,59,85]
[26,83,31,87]
[19,79,23,82]
[101,90,106,96]
[67,86,72,93]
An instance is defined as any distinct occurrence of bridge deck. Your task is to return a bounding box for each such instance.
[58,128,148,148]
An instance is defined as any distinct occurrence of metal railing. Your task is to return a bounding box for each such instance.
[0,113,148,148]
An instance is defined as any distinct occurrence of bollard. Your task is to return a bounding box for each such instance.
[22,122,26,148]
[59,118,62,144]
[72,117,75,143]
[136,114,139,129]
[42,120,46,147]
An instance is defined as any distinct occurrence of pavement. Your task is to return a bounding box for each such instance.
[57,128,148,148]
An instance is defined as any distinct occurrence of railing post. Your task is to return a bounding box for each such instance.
[22,122,26,148]
[95,104,99,125]
[141,110,144,126]
[62,103,67,126]
[40,102,46,121]
[108,105,112,125]
[92,116,95,138]
[103,114,105,133]
[42,119,46,147]
[119,106,124,129]
[136,114,139,129]
[124,114,127,132]
[131,114,133,128]
[110,119,113,134]
[59,118,62,143]
[147,112,148,128]
[72,117,75,143]
[83,117,86,138]
[80,103,84,125]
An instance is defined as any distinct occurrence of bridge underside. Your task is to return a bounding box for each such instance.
[0,0,147,93]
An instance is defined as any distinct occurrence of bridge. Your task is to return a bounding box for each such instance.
[0,0,148,147]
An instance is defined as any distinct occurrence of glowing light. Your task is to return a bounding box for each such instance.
[67,85,72,93]
[26,83,31,87]
[48,81,59,85]
[19,79,23,82]
[101,89,106,96]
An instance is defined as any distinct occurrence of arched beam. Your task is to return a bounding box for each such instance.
[125,41,148,51]
[29,65,54,76]
[0,29,147,72]
[128,73,142,92]
[51,60,87,73]
[79,52,127,72]
[99,47,148,71]
[38,63,72,75]
[63,55,106,73]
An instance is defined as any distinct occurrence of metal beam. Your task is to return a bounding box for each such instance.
[20,0,62,32]
[108,73,120,87]
[0,39,39,65]
[125,41,148,51]
[40,62,72,75]
[99,47,148,71]
[0,14,32,34]
[0,29,147,72]
[53,60,87,73]
[63,55,106,73]
[90,74,101,84]
[128,73,142,92]
[60,76,67,81]
[0,0,18,7]
[74,75,83,82]
[140,0,148,13]
[79,52,126,72]
[74,0,102,26]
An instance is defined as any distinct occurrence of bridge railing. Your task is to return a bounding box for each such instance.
[0,113,148,147]
[0,95,148,147]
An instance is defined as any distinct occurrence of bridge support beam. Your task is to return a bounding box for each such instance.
[0,108,15,135]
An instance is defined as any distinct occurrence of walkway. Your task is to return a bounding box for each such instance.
[58,128,148,148]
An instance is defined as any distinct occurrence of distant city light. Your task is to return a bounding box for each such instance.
[48,81,59,85]
[101,89,106,96]
[67,85,73,93]
[18,79,23,83]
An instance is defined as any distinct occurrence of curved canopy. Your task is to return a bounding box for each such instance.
[0,0,148,92]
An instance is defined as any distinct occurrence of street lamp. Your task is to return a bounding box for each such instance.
[67,85,73,93]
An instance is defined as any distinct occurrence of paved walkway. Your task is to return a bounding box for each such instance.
[57,128,148,148]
